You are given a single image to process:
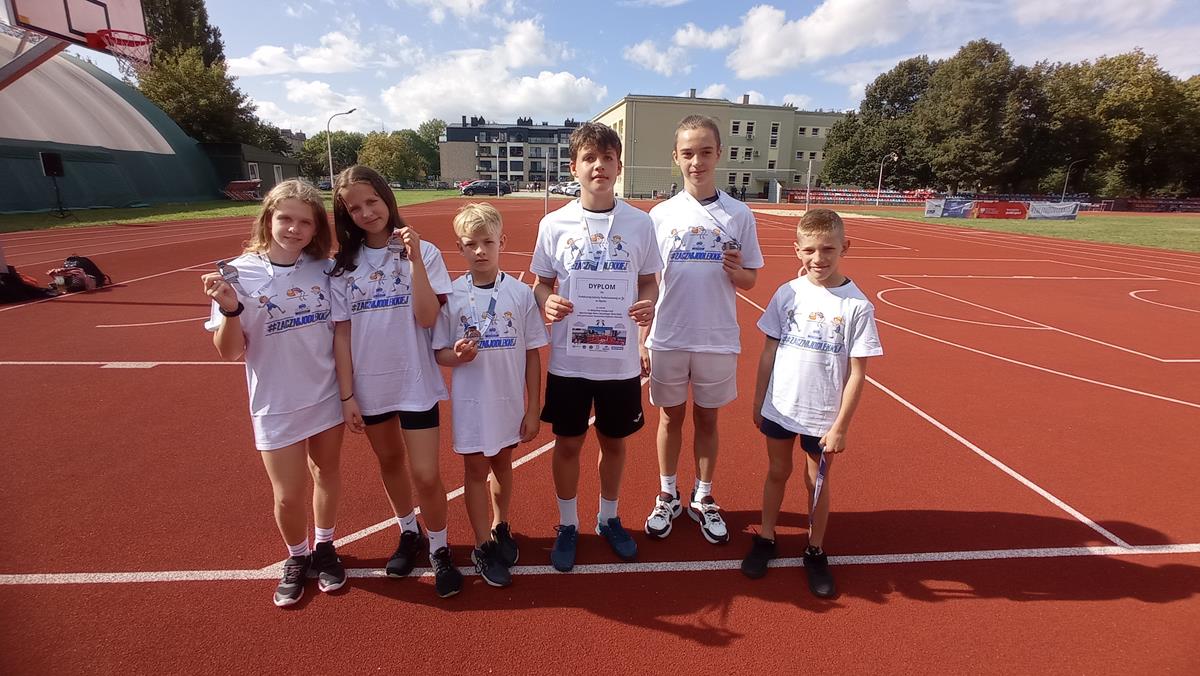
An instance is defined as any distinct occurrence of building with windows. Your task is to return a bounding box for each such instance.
[592,91,846,199]
[439,116,581,187]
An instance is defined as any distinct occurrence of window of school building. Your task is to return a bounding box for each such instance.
[811,127,819,136]
[795,151,804,160]
[745,121,756,138]
[793,174,803,183]
[727,172,737,185]
[741,172,751,184]
[729,146,739,161]
[809,151,817,160]
[742,147,752,161]
[769,122,779,148]
[767,160,776,169]
[797,127,806,135]
[731,120,741,135]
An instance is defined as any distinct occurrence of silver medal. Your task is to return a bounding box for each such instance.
[464,326,482,342]
[387,232,409,260]
[217,260,246,295]
[722,239,742,252]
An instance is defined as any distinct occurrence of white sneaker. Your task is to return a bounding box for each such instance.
[644,491,682,539]
[688,493,729,544]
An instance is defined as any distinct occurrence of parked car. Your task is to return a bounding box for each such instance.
[461,180,513,196]
[388,181,403,188]
[317,180,332,190]
[562,181,581,197]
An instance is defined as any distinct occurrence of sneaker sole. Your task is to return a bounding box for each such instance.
[385,564,416,578]
[317,578,346,593]
[687,507,730,544]
[437,588,461,599]
[273,587,304,607]
[644,517,673,539]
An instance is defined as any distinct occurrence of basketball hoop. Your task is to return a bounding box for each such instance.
[88,29,153,77]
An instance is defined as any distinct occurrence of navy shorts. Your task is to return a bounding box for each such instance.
[363,403,440,430]
[759,417,823,456]
[541,373,645,439]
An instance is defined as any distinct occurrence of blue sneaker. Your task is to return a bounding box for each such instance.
[596,517,638,561]
[551,524,578,572]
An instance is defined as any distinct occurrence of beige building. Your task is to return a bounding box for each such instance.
[592,91,846,199]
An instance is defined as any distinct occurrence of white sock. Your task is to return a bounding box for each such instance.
[428,527,448,555]
[660,474,677,496]
[695,480,713,502]
[557,496,579,528]
[397,510,419,534]
[314,526,335,544]
[286,538,310,559]
[598,496,619,523]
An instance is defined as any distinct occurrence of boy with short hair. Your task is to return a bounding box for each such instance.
[434,202,547,588]
[741,209,883,598]
[531,122,663,572]
[641,115,763,544]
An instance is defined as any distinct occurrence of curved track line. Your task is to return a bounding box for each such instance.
[876,318,1200,409]
[1129,289,1200,314]
[96,316,209,328]
[876,288,1047,329]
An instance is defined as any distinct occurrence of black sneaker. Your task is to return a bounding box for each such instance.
[740,535,776,579]
[430,546,463,598]
[310,541,347,593]
[491,521,519,567]
[272,555,310,607]
[803,547,836,598]
[472,541,512,588]
[386,526,426,578]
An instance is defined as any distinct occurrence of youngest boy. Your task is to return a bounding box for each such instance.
[741,208,883,598]
[434,202,547,587]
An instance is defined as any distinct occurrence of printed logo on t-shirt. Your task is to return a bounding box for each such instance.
[348,269,411,313]
[563,232,630,271]
[667,226,725,262]
[260,290,332,335]
[779,308,845,353]
[459,311,518,350]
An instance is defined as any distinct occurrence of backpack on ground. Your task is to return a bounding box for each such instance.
[63,255,111,288]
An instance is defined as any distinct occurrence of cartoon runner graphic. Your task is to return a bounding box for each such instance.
[786,308,800,333]
[689,225,706,251]
[565,237,583,267]
[370,270,387,298]
[590,233,606,269]
[287,286,307,302]
[670,228,684,250]
[710,228,724,250]
[609,234,628,259]
[392,271,410,293]
[348,275,367,298]
[310,285,327,309]
[502,310,515,335]
[259,295,283,319]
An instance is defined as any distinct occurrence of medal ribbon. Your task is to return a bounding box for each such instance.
[466,272,504,337]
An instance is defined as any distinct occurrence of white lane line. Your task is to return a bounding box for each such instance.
[876,318,1200,409]
[1129,290,1200,314]
[5,543,1197,585]
[866,376,1132,548]
[876,287,1048,329]
[96,316,209,328]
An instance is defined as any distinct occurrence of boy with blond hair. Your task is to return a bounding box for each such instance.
[531,122,663,571]
[742,209,883,598]
[434,202,547,587]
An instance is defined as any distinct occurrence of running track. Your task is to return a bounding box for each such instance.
[1,200,1197,674]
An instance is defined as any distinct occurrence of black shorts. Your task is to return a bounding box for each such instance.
[759,418,823,456]
[541,373,645,439]
[363,403,440,430]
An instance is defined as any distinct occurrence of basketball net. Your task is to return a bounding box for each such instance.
[89,29,153,78]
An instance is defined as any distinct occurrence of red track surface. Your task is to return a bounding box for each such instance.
[2,199,1198,674]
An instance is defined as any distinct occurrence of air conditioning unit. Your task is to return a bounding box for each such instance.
[753,151,760,157]
[746,133,754,140]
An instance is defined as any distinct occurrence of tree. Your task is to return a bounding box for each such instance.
[137,47,252,143]
[912,39,1016,193]
[416,118,446,176]
[298,131,366,181]
[142,0,225,67]
[358,132,425,182]
[861,55,938,119]
[244,119,290,156]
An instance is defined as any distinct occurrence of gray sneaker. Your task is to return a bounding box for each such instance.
[272,555,310,607]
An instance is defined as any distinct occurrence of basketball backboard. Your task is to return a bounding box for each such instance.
[2,0,147,56]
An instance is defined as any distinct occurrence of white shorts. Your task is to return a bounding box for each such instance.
[252,395,344,451]
[648,350,738,409]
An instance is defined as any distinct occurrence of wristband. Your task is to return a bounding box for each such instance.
[219,302,244,318]
[340,393,354,402]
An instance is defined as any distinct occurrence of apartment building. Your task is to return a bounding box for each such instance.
[592,91,846,198]
[439,116,581,186]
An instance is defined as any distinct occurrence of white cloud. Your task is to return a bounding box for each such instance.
[229,27,419,76]
[252,81,382,134]
[379,21,607,129]
[398,0,489,24]
[672,22,739,49]
[1009,24,1200,78]
[1010,0,1175,27]
[623,40,691,76]
[284,2,315,18]
[783,93,814,109]
[728,1,915,78]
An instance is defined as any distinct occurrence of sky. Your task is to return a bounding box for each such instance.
[66,0,1200,136]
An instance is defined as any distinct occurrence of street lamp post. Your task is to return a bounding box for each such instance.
[1061,159,1085,202]
[876,152,898,206]
[326,108,357,189]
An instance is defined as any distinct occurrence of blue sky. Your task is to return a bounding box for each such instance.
[72,0,1200,135]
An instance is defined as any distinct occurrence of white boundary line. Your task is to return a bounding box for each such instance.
[876,288,1048,329]
[4,543,1197,586]
[1129,290,1200,314]
[96,316,209,329]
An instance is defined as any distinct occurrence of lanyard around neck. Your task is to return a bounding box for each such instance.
[466,272,504,335]
[579,210,615,266]
[690,193,738,244]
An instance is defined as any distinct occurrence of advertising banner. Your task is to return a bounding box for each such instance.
[974,201,1028,219]
[924,199,944,217]
[925,198,975,217]
[1027,202,1080,220]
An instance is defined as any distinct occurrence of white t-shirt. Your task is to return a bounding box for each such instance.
[647,190,764,353]
[757,276,884,436]
[432,272,549,453]
[204,252,339,421]
[530,199,663,380]
[330,240,452,414]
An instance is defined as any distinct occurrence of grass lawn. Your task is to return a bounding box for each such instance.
[846,208,1200,253]
[0,190,461,234]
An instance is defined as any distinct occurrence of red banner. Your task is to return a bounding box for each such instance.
[973,201,1028,219]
